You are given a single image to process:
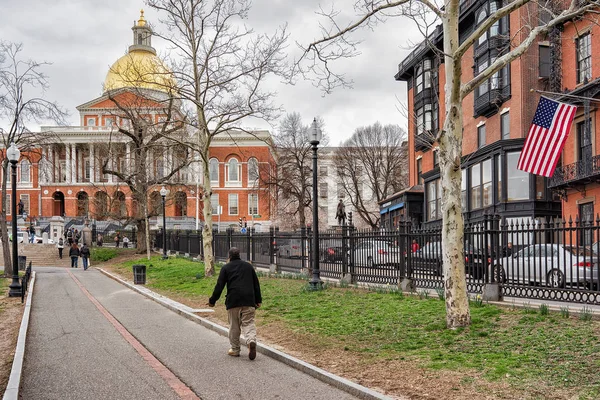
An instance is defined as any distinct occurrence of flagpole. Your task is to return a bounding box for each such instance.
[530,89,600,103]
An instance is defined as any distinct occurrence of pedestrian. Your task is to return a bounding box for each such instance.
[67,229,73,245]
[122,236,129,248]
[114,233,120,248]
[503,242,514,257]
[75,229,81,243]
[69,242,80,268]
[57,237,64,259]
[411,239,420,253]
[208,247,262,360]
[18,199,24,216]
[28,224,35,243]
[80,243,91,270]
[97,234,103,247]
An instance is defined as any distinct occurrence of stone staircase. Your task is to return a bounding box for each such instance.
[0,243,71,268]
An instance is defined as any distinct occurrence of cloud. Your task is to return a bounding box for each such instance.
[0,0,423,144]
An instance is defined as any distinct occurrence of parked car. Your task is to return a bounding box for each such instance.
[351,239,402,267]
[409,241,487,278]
[320,239,344,262]
[410,241,443,275]
[277,237,303,258]
[492,244,599,288]
[8,232,25,243]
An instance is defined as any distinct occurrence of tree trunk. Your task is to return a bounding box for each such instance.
[441,2,471,329]
[201,154,215,276]
[1,162,12,274]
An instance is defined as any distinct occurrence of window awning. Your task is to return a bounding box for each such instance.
[388,202,405,212]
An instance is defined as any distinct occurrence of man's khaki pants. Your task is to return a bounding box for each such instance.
[227,306,257,352]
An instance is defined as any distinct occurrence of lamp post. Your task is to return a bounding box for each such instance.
[7,143,21,297]
[160,186,168,260]
[309,118,322,290]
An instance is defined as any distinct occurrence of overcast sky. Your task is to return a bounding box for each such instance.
[0,0,423,145]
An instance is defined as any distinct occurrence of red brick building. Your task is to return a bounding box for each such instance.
[391,1,600,229]
[3,12,275,233]
[547,20,600,236]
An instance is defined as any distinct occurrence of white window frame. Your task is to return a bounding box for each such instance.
[84,158,91,182]
[19,160,31,183]
[86,117,96,126]
[20,194,30,216]
[105,117,114,127]
[228,193,239,215]
[225,158,241,187]
[209,158,219,186]
[248,193,259,216]
[210,194,219,215]
[248,158,259,186]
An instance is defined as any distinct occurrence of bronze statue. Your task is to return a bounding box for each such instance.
[336,199,346,225]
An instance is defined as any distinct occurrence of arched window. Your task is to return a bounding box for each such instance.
[209,158,219,183]
[19,160,30,183]
[227,158,240,182]
[248,158,259,185]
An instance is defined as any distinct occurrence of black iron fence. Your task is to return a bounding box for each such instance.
[154,216,600,305]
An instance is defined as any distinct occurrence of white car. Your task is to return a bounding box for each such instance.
[351,239,402,267]
[9,232,25,243]
[492,244,599,288]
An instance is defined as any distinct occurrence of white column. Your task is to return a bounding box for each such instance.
[148,150,154,180]
[39,146,46,184]
[71,144,77,183]
[89,143,95,183]
[109,153,115,183]
[66,144,72,184]
[125,142,131,176]
[49,145,55,183]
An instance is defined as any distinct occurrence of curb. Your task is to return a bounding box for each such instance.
[3,271,36,400]
[98,268,394,400]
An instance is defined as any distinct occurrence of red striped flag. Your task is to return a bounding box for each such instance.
[517,96,577,177]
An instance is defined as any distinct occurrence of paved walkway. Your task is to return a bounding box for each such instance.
[19,267,371,400]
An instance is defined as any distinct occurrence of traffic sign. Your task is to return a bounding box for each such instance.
[240,227,247,234]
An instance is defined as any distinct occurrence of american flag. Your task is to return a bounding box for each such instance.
[517,96,577,177]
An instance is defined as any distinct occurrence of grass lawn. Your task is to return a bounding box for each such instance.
[109,256,600,400]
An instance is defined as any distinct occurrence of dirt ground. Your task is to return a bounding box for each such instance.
[0,282,25,395]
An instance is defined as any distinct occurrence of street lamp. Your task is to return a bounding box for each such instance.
[309,118,322,290]
[160,186,168,260]
[7,143,21,297]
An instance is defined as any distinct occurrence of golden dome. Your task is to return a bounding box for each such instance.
[104,50,175,93]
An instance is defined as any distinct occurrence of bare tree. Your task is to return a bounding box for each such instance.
[334,123,408,229]
[147,0,289,276]
[94,87,192,258]
[0,41,67,273]
[294,0,599,328]
[263,113,327,229]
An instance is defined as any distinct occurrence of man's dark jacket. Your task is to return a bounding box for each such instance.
[209,257,262,310]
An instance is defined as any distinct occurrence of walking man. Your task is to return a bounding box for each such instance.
[208,247,262,360]
[80,243,91,270]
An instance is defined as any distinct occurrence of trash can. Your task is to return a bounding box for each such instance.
[132,264,146,284]
[18,255,27,271]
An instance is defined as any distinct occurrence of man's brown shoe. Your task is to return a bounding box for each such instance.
[228,348,240,357]
[248,342,257,360]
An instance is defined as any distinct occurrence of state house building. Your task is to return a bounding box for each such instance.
[2,12,275,232]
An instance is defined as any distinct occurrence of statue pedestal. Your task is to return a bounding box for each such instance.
[49,216,65,243]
